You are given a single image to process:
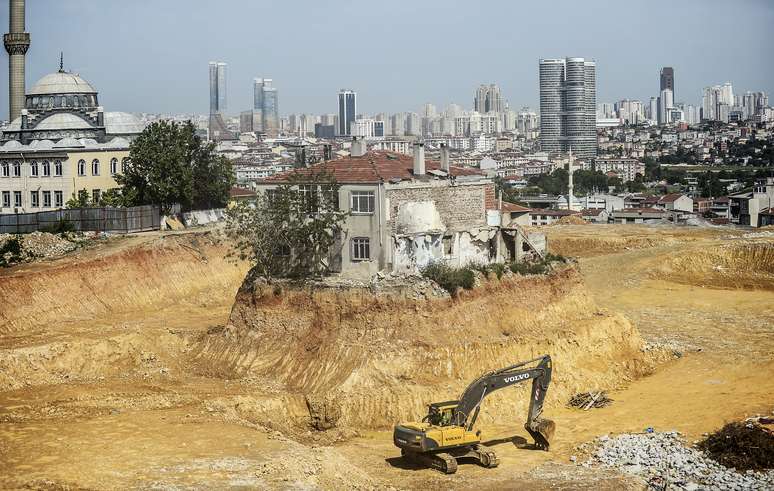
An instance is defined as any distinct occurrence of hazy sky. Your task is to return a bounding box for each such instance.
[1,0,773,118]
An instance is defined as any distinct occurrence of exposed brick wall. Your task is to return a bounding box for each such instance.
[386,183,487,233]
[484,183,497,210]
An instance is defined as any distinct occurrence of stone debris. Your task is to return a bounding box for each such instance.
[584,431,774,490]
[1,232,79,265]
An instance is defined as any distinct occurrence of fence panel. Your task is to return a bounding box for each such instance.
[0,205,160,235]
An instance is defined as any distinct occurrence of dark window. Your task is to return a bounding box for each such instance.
[443,235,453,255]
[43,190,51,207]
[2,191,9,208]
[30,190,39,207]
[30,161,38,177]
[92,159,100,176]
[298,184,318,213]
[55,161,63,176]
[78,160,86,176]
[14,191,22,207]
[350,190,375,214]
[1,162,8,177]
[110,158,118,175]
[54,191,63,208]
[42,161,50,177]
[351,237,371,261]
[92,189,101,203]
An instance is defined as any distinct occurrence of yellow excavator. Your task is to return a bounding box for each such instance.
[393,355,555,474]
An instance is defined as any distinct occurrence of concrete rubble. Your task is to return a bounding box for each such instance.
[0,231,79,265]
[583,431,774,490]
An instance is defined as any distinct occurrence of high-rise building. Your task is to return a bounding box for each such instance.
[658,89,674,124]
[660,67,674,95]
[252,78,279,135]
[4,0,30,122]
[208,61,235,141]
[474,84,504,114]
[338,89,356,136]
[539,58,596,158]
[702,83,735,121]
[648,97,658,122]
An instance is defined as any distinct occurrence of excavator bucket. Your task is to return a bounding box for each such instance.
[526,418,555,451]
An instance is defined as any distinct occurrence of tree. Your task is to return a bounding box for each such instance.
[117,120,234,213]
[225,169,348,281]
[66,189,92,208]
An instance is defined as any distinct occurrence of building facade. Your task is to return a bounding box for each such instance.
[338,89,357,136]
[539,58,597,159]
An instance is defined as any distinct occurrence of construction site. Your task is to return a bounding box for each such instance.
[0,223,772,489]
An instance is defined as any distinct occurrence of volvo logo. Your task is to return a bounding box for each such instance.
[503,373,530,383]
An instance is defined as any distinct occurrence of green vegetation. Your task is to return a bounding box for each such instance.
[225,169,347,280]
[421,263,476,294]
[117,120,235,213]
[0,235,23,267]
[41,218,75,235]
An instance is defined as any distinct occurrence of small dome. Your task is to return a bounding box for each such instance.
[53,137,85,148]
[105,112,144,135]
[28,71,98,96]
[35,113,93,130]
[29,139,55,149]
[79,138,99,146]
[2,140,23,150]
[105,136,130,148]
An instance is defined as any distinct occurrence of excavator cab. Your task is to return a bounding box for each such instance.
[424,401,458,427]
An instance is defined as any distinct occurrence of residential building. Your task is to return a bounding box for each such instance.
[592,157,645,182]
[539,57,596,158]
[581,208,609,223]
[610,208,666,224]
[474,84,504,114]
[728,177,774,227]
[529,209,581,226]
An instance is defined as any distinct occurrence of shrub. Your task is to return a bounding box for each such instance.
[509,261,548,275]
[0,235,23,267]
[421,262,476,294]
[490,263,506,279]
[544,252,568,263]
[41,218,76,235]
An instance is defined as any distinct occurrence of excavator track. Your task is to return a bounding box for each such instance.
[473,445,499,468]
[402,450,458,474]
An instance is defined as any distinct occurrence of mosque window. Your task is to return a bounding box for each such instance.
[77,159,86,176]
[13,162,21,177]
[91,159,100,176]
[48,96,54,108]
[55,161,63,176]
[30,161,39,177]
[66,96,74,107]
[1,162,8,177]
[32,96,39,107]
[110,158,118,175]
[42,161,50,177]
[73,96,79,107]
[54,96,62,107]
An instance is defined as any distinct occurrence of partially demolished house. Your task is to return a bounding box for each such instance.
[258,141,543,279]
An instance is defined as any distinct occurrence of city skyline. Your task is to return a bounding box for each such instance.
[0,0,772,118]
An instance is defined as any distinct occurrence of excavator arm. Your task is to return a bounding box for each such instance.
[452,355,554,449]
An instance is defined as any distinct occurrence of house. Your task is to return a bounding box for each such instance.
[610,208,666,224]
[728,178,774,227]
[529,209,582,226]
[580,208,609,223]
[710,196,730,219]
[501,202,531,227]
[228,186,257,205]
[657,193,693,212]
[760,208,774,227]
[693,198,712,215]
[255,143,543,279]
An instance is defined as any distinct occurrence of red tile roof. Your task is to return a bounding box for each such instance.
[229,186,257,198]
[581,208,605,216]
[614,207,666,214]
[501,202,531,213]
[529,209,581,217]
[260,151,484,184]
[659,193,685,203]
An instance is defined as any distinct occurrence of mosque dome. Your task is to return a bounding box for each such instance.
[105,112,144,135]
[35,113,93,130]
[28,71,97,96]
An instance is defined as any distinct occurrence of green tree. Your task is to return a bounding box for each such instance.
[117,120,234,213]
[225,169,347,280]
[66,189,92,208]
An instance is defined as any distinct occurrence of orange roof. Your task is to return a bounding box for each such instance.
[261,151,484,185]
[659,193,685,203]
[229,186,257,198]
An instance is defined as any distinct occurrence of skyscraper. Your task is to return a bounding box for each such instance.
[4,0,31,122]
[208,61,235,141]
[338,90,356,136]
[474,84,504,114]
[539,58,597,159]
[660,67,674,95]
[658,88,674,125]
[251,78,279,135]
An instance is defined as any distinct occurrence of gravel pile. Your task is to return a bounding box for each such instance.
[0,232,78,266]
[585,431,774,490]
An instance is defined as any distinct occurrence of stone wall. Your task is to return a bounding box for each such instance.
[386,182,489,234]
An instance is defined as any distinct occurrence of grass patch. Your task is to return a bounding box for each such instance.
[421,262,475,295]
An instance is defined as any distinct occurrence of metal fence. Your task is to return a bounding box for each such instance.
[0,205,160,234]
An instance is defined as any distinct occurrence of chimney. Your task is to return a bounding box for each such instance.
[97,106,104,126]
[350,136,366,157]
[440,143,450,172]
[413,141,425,176]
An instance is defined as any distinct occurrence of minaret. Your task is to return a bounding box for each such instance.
[567,148,576,211]
[4,0,30,122]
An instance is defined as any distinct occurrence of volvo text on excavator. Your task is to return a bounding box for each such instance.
[392,355,555,474]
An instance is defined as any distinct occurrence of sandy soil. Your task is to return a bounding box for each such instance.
[0,224,772,490]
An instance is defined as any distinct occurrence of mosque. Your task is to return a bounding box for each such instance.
[0,0,144,214]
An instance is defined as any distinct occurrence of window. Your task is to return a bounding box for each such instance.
[1,162,8,177]
[78,159,86,176]
[54,190,63,208]
[13,191,22,207]
[92,159,100,176]
[30,161,38,177]
[13,161,20,177]
[43,190,51,207]
[351,237,371,261]
[298,184,318,213]
[92,189,101,203]
[110,158,118,175]
[42,161,50,177]
[55,161,63,176]
[443,235,453,256]
[2,191,9,208]
[121,158,129,173]
[350,190,375,214]
[30,190,39,207]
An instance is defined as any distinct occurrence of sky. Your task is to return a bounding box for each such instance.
[1,0,773,118]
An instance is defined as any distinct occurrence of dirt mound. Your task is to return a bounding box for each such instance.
[698,422,774,471]
[194,267,656,433]
[547,234,680,257]
[554,215,588,226]
[652,241,774,290]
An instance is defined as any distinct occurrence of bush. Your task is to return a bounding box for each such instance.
[421,262,476,294]
[490,263,506,279]
[41,218,75,235]
[509,261,548,275]
[544,252,567,263]
[0,235,23,267]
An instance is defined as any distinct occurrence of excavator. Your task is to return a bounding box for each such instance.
[393,354,555,474]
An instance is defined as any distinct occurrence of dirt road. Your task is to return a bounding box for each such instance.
[0,225,772,489]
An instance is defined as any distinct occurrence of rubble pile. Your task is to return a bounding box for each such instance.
[697,422,774,471]
[585,431,774,490]
[568,391,613,409]
[0,232,78,266]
